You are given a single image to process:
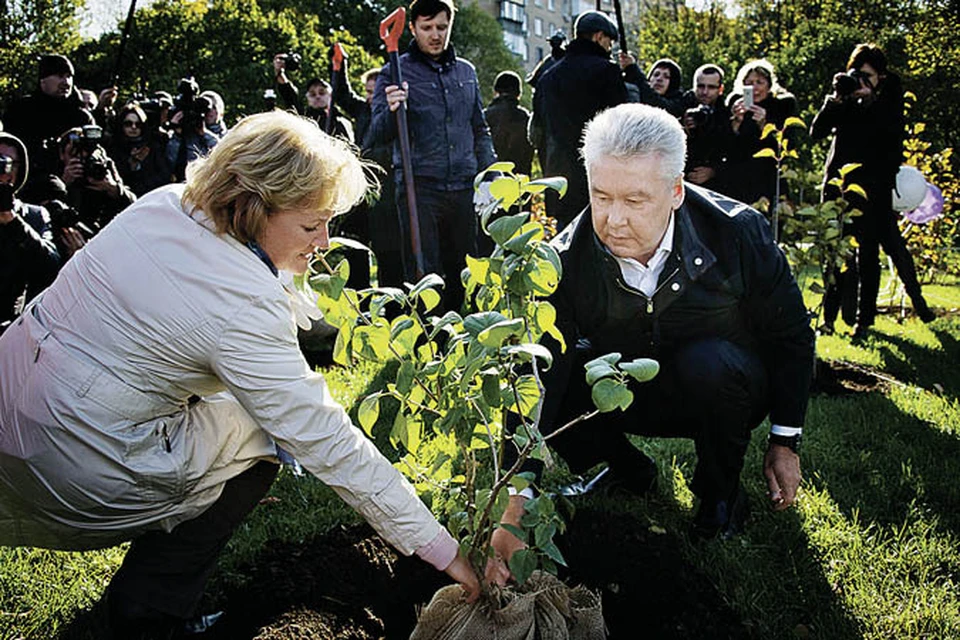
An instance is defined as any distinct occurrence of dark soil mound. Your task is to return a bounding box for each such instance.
[206,511,752,640]
[813,358,889,396]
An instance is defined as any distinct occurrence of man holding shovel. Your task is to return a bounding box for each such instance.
[367,0,496,312]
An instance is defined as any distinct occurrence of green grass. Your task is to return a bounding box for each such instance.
[4,275,960,639]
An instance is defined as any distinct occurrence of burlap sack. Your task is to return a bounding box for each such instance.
[410,571,605,640]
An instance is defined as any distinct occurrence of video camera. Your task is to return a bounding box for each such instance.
[75,125,110,181]
[171,76,213,134]
[276,52,302,72]
[685,104,714,127]
[833,69,869,98]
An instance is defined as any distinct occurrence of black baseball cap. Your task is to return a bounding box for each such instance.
[574,11,618,41]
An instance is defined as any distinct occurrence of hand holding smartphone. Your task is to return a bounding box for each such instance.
[742,85,755,109]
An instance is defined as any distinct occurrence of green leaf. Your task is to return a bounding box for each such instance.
[500,523,528,544]
[358,394,380,437]
[585,361,618,385]
[504,226,542,254]
[463,311,509,337]
[488,213,529,247]
[409,273,445,298]
[525,176,567,198]
[504,343,553,369]
[419,288,441,313]
[541,541,567,567]
[591,377,634,412]
[586,353,622,367]
[489,176,522,210]
[509,548,538,586]
[838,163,862,178]
[477,317,525,348]
[753,147,777,159]
[760,123,778,140]
[535,522,557,548]
[328,236,371,253]
[619,358,660,383]
[783,116,806,130]
[504,375,541,418]
[482,373,502,407]
[396,360,415,395]
[844,183,868,200]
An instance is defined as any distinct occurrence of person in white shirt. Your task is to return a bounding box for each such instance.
[0,110,478,638]
[488,104,814,585]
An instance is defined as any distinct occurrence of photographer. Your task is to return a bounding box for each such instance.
[166,77,220,181]
[0,133,61,333]
[273,54,354,141]
[109,102,173,197]
[681,64,734,193]
[811,43,934,335]
[56,125,136,233]
[2,54,94,181]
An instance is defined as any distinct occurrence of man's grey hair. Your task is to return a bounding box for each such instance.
[581,104,687,182]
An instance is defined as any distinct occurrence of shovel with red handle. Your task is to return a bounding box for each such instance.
[380,7,424,279]
[326,42,345,135]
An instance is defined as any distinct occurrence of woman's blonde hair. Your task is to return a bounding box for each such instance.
[182,110,373,244]
[732,58,787,98]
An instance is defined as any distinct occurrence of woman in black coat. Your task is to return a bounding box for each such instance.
[725,59,798,209]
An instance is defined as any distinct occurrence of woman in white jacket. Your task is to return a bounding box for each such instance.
[0,110,478,637]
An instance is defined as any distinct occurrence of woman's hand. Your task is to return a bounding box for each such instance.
[444,553,480,603]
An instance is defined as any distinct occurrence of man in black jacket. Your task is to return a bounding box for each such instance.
[0,132,61,333]
[3,54,94,182]
[531,10,628,229]
[485,71,533,176]
[488,105,814,582]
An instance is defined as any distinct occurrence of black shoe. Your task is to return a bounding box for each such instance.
[818,321,835,336]
[108,592,223,639]
[916,304,937,323]
[691,485,750,541]
[852,323,873,340]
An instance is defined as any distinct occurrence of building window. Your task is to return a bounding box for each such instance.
[534,0,542,6]
[534,17,543,36]
[537,46,544,61]
[548,22,555,35]
[548,0,555,9]
[499,1,524,24]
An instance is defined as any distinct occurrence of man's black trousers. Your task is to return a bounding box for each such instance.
[545,339,769,504]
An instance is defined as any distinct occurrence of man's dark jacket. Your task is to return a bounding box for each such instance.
[531,39,628,225]
[1,201,60,329]
[543,185,814,431]
[3,88,94,177]
[484,95,534,176]
[368,41,496,191]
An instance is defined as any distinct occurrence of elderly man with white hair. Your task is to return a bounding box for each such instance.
[489,103,814,581]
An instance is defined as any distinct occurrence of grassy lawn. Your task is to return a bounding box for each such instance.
[2,275,960,639]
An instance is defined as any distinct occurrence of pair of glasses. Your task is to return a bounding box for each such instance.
[122,120,142,128]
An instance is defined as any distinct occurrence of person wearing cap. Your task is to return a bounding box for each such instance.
[2,54,94,181]
[620,58,689,118]
[0,132,61,333]
[811,43,935,336]
[530,10,631,229]
[527,29,567,90]
[368,0,496,312]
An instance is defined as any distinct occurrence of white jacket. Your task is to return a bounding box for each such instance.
[0,185,447,560]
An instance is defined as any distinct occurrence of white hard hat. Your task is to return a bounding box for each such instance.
[892,165,927,212]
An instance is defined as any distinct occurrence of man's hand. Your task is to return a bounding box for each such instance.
[62,157,85,186]
[763,444,801,511]
[57,226,86,258]
[485,495,528,587]
[98,86,118,110]
[0,210,14,224]
[686,166,716,185]
[384,82,408,112]
[444,553,480,603]
[618,51,636,70]
[273,54,289,84]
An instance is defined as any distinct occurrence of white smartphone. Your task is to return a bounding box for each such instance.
[742,85,755,109]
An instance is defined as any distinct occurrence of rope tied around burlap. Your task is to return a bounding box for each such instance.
[410,571,606,639]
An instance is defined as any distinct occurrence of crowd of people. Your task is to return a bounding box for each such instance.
[0,0,939,636]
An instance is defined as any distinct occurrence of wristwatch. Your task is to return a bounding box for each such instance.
[768,432,801,454]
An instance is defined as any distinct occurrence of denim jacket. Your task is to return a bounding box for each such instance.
[367,42,496,191]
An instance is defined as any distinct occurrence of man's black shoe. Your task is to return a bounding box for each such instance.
[108,591,223,639]
[917,304,937,323]
[691,484,750,541]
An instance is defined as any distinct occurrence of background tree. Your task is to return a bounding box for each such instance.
[0,0,84,98]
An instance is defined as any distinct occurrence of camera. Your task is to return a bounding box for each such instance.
[833,69,868,97]
[75,125,110,181]
[685,104,714,127]
[45,199,95,238]
[171,76,213,133]
[277,52,302,72]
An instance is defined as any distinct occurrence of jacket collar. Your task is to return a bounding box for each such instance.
[565,38,612,59]
[407,39,457,68]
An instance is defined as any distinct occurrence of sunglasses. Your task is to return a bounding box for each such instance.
[122,120,143,128]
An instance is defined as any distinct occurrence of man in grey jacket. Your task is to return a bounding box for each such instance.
[367,0,496,311]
